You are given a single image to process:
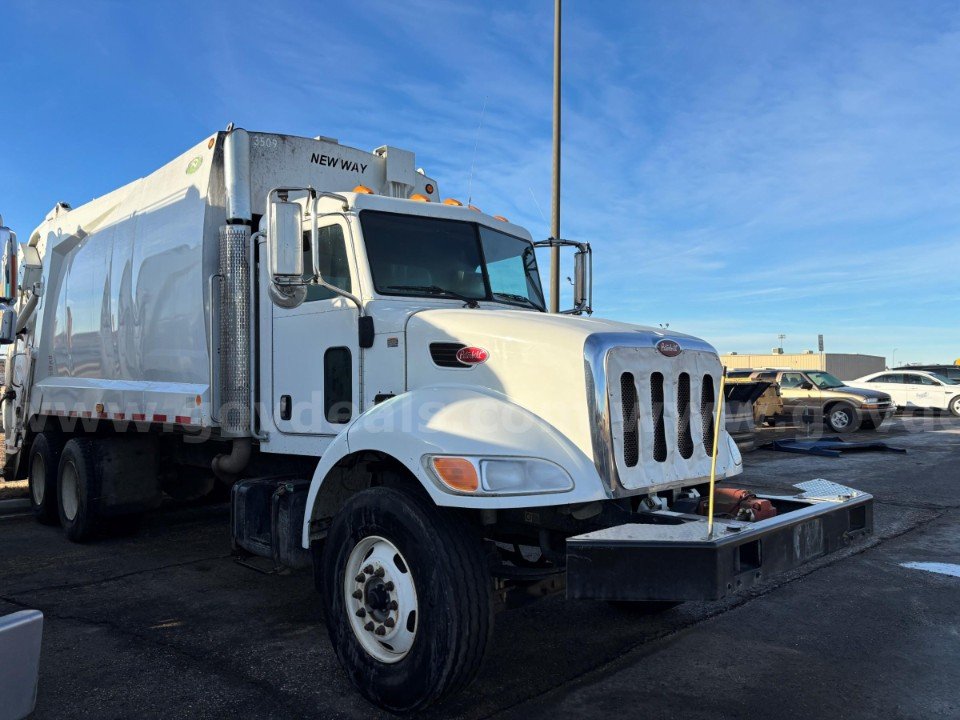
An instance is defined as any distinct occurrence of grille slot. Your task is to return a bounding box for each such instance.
[650,372,667,462]
[429,343,468,368]
[677,373,693,459]
[620,373,639,467]
[701,374,716,456]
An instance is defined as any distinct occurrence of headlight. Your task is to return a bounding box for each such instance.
[426,455,574,495]
[860,398,879,405]
[480,458,573,494]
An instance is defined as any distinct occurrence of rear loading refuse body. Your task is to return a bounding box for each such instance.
[0,128,873,712]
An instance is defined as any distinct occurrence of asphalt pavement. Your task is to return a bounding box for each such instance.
[0,414,957,719]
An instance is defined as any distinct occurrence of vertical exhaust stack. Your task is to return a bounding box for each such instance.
[214,128,253,478]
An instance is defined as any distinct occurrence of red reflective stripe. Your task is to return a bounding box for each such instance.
[153,414,167,422]
[175,415,191,425]
[113,413,126,420]
[132,413,146,421]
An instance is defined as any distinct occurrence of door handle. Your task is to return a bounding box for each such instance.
[280,394,292,421]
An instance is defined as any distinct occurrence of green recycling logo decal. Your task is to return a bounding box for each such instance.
[186,156,203,175]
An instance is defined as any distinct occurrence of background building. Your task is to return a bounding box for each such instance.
[720,352,885,380]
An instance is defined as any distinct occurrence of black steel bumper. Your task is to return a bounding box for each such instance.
[566,488,873,602]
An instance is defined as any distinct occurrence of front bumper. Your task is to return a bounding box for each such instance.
[566,482,872,601]
[862,404,895,423]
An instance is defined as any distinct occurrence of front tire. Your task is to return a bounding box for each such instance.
[826,403,860,433]
[57,438,102,542]
[28,432,65,525]
[321,485,492,713]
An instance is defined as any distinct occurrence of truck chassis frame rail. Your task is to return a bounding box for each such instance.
[566,481,873,602]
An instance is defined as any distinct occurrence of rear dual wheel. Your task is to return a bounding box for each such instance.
[57,438,102,542]
[27,432,64,525]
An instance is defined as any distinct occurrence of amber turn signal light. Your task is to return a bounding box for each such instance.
[432,457,479,492]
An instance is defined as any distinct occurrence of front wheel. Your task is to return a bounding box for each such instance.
[320,485,492,713]
[826,404,860,433]
[950,396,960,418]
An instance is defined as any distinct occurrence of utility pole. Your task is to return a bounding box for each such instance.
[549,0,562,313]
[777,333,786,353]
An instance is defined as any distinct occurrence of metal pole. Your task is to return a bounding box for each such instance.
[549,0,562,313]
[706,368,727,539]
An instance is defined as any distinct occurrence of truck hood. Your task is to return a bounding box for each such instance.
[405,308,717,358]
[404,309,737,495]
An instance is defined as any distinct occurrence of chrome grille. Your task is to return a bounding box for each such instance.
[597,341,725,494]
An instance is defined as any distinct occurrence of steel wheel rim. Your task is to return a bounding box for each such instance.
[61,461,79,521]
[831,409,850,429]
[30,454,46,506]
[953,398,960,415]
[344,535,418,664]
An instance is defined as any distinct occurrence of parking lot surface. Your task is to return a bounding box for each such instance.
[1,415,958,719]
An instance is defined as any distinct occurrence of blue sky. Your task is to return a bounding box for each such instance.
[1,0,958,365]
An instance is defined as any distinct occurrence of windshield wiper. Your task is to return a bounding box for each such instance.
[491,292,544,311]
[384,285,481,308]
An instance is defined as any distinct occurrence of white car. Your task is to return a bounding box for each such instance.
[849,370,960,416]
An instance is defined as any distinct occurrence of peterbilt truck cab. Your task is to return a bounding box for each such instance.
[0,128,873,713]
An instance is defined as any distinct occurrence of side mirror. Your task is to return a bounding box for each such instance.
[0,224,17,304]
[533,238,593,315]
[800,381,814,390]
[267,200,304,286]
[571,245,591,314]
[0,309,16,345]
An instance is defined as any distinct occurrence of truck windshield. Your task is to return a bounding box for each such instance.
[806,371,846,389]
[360,210,546,311]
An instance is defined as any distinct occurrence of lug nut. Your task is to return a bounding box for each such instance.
[389,600,398,610]
[363,564,374,575]
[384,617,396,628]
[384,581,394,591]
[355,608,366,618]
[355,574,366,583]
[352,590,363,600]
[364,621,375,632]
[375,625,386,636]
[374,567,385,578]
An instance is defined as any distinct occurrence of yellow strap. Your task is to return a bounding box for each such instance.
[706,368,727,539]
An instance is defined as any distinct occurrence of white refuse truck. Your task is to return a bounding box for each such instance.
[0,128,873,712]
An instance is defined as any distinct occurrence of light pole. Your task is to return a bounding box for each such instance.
[892,348,898,369]
[549,0,562,313]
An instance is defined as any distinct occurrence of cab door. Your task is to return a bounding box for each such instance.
[271,218,359,436]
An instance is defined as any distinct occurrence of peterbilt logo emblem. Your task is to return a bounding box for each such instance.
[656,339,682,357]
